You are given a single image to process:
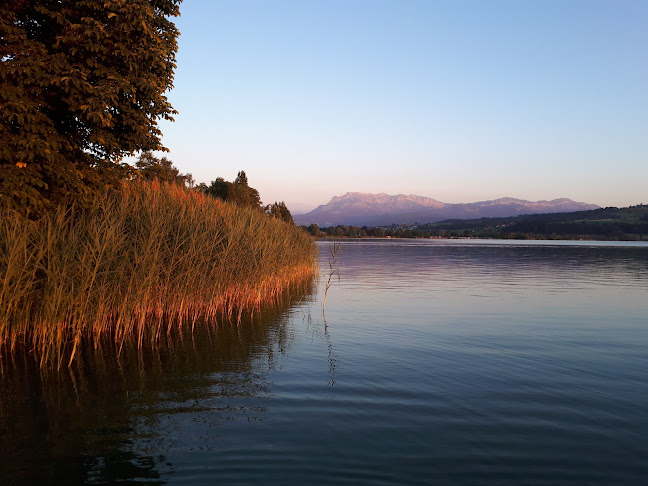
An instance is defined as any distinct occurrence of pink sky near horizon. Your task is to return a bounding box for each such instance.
[152,0,647,213]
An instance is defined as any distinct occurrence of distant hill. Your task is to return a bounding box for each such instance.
[423,204,648,240]
[294,192,600,226]
[304,204,648,240]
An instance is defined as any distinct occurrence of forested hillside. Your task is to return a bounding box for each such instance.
[304,205,648,240]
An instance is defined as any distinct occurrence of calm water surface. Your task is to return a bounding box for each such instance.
[1,239,647,484]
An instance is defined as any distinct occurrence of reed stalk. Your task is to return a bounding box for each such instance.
[0,179,318,368]
[322,240,341,317]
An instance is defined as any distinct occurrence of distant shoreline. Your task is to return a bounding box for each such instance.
[302,205,648,242]
[314,235,646,242]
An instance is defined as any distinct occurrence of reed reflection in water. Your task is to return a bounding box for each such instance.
[0,281,315,485]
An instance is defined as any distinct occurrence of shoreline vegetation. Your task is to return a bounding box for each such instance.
[2,3,317,372]
[0,180,317,369]
[302,204,648,241]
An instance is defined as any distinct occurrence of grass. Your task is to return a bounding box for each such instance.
[0,179,317,368]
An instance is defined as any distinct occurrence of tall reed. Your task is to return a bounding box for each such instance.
[322,240,341,318]
[0,179,317,368]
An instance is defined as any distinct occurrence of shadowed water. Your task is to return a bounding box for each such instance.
[1,239,647,484]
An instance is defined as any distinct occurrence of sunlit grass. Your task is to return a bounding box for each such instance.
[0,179,317,369]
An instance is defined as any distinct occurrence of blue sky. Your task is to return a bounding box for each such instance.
[155,0,647,213]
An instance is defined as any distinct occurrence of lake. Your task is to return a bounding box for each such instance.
[1,239,647,484]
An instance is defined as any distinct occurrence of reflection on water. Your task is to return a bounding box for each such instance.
[338,239,648,285]
[0,282,315,484]
[1,240,648,485]
[316,240,648,485]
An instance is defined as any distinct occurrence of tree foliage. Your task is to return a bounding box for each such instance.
[204,171,262,209]
[203,177,228,200]
[229,170,262,208]
[265,201,294,224]
[201,171,294,223]
[0,0,182,211]
[135,151,192,186]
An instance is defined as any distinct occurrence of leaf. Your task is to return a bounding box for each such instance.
[1,0,181,211]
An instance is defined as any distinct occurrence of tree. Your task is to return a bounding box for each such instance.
[305,223,322,237]
[205,177,229,200]
[202,171,262,209]
[265,201,294,224]
[229,170,262,208]
[135,151,192,186]
[0,0,182,211]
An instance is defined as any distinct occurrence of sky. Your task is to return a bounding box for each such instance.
[153,0,647,213]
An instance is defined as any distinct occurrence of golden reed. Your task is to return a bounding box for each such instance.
[0,179,317,369]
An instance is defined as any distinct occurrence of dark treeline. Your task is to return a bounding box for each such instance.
[134,152,294,224]
[302,224,480,239]
[302,205,648,241]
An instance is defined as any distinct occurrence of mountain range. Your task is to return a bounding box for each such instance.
[294,192,600,227]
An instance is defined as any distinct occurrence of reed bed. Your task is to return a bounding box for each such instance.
[0,179,317,368]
